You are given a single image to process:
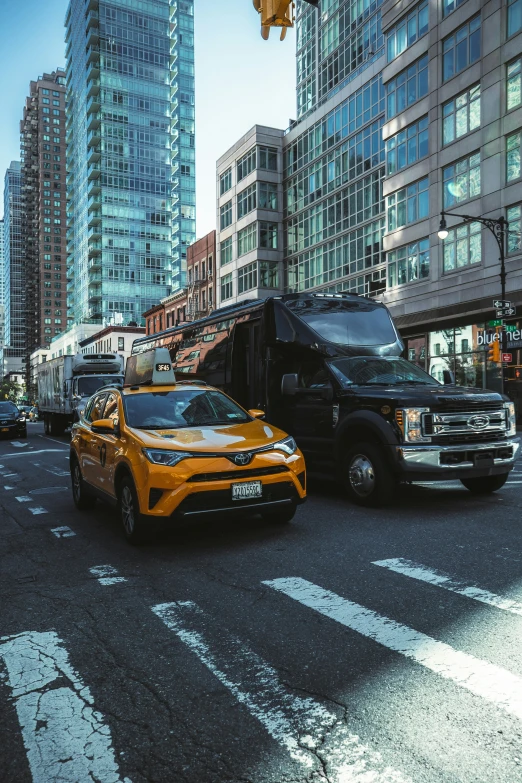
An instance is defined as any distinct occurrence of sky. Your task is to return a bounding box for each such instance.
[0,0,297,233]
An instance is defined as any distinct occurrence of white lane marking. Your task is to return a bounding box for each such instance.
[0,449,67,459]
[152,601,409,782]
[15,496,32,503]
[10,441,28,448]
[4,485,14,490]
[30,486,67,495]
[506,481,522,484]
[32,461,70,477]
[89,565,127,586]
[28,507,47,515]
[373,558,522,617]
[38,434,70,447]
[0,631,130,783]
[3,473,17,478]
[51,526,76,538]
[264,577,522,723]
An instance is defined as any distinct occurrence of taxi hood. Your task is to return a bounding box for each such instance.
[130,417,288,452]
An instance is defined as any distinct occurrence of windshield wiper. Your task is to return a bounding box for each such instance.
[392,380,432,385]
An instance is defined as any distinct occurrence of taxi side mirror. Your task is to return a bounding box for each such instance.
[91,418,119,436]
[248,409,265,419]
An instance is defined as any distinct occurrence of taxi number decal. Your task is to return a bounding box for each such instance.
[156,363,171,372]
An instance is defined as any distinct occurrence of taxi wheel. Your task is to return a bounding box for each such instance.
[263,504,296,524]
[71,458,96,510]
[118,477,152,545]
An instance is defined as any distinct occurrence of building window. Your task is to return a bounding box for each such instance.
[118,337,124,350]
[508,0,522,36]
[220,236,233,265]
[220,168,232,195]
[387,177,429,232]
[507,205,521,254]
[388,238,430,287]
[385,55,428,119]
[258,181,278,210]
[386,2,428,62]
[443,221,482,272]
[443,0,466,16]
[221,273,233,301]
[507,131,522,182]
[443,153,480,207]
[238,262,258,294]
[258,146,278,171]
[237,147,256,182]
[238,222,257,256]
[508,59,522,111]
[220,200,232,229]
[386,116,428,175]
[259,261,279,288]
[442,16,481,82]
[259,222,278,249]
[442,85,480,145]
[237,183,256,219]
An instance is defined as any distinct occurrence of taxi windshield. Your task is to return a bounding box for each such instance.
[123,389,250,429]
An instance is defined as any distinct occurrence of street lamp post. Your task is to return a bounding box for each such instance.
[438,210,508,392]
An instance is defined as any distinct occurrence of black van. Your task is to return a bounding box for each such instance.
[132,293,520,506]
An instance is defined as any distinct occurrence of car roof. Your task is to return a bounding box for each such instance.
[103,383,214,396]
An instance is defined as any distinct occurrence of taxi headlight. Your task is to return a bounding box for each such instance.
[273,436,297,455]
[505,401,517,436]
[142,448,192,466]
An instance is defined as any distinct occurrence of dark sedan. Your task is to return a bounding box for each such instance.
[0,401,27,439]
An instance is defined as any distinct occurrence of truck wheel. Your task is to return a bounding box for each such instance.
[71,458,96,510]
[50,416,65,437]
[460,473,509,494]
[343,442,396,507]
[118,476,153,545]
[44,416,50,435]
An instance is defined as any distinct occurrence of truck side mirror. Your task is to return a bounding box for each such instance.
[443,370,455,385]
[281,373,298,396]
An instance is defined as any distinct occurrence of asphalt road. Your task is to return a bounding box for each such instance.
[1,423,522,783]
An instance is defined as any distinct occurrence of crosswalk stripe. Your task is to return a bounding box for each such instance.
[264,577,522,723]
[0,631,129,783]
[153,600,409,782]
[373,558,522,617]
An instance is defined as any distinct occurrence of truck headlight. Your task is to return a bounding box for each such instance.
[142,448,192,466]
[396,408,431,443]
[505,402,517,436]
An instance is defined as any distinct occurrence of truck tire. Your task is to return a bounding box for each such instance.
[460,473,509,494]
[44,416,50,435]
[118,476,153,545]
[71,457,96,510]
[343,442,396,507]
[50,415,65,437]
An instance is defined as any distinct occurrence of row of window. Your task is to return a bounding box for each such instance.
[219,145,278,195]
[219,222,279,264]
[220,261,280,301]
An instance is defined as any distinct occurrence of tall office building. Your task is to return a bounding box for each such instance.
[20,71,67,388]
[0,219,5,366]
[65,0,195,328]
[3,161,25,379]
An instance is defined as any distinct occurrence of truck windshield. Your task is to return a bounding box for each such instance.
[78,376,122,396]
[329,357,440,387]
[294,300,397,345]
[123,389,250,429]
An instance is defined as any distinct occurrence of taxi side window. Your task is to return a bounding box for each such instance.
[103,393,120,423]
[86,393,107,423]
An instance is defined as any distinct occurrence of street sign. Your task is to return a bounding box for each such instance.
[493,299,511,308]
[487,319,503,327]
[505,324,518,332]
[502,353,513,363]
[496,306,516,317]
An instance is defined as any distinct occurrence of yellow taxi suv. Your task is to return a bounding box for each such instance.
[69,348,306,544]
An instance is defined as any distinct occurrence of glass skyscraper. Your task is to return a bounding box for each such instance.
[3,161,25,375]
[65,0,195,328]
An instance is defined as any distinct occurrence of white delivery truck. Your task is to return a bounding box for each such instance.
[37,353,124,435]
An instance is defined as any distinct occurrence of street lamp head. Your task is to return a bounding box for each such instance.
[438,215,448,240]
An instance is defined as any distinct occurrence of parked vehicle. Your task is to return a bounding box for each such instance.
[0,401,27,439]
[37,353,124,435]
[131,293,520,506]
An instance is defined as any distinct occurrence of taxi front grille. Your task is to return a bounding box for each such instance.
[176,482,298,516]
[188,466,289,483]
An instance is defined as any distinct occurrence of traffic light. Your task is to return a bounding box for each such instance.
[253,0,318,40]
[487,326,501,362]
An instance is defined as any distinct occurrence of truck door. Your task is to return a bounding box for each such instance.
[284,359,335,469]
[231,320,263,410]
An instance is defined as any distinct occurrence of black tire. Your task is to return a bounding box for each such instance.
[460,473,510,494]
[343,442,397,507]
[44,416,50,435]
[71,457,96,510]
[118,476,153,545]
[263,504,297,525]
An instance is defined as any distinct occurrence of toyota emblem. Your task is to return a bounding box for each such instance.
[467,414,490,430]
[234,453,251,466]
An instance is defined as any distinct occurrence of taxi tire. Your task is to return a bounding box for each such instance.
[343,442,396,507]
[460,473,509,494]
[118,476,153,545]
[71,458,96,511]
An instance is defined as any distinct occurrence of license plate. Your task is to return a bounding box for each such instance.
[231,481,262,500]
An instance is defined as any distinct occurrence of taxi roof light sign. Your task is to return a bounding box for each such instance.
[124,348,176,387]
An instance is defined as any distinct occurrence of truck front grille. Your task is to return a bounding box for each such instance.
[423,409,507,440]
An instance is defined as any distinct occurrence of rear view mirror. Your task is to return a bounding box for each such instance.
[281,374,298,396]
[248,409,265,419]
[91,418,118,436]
